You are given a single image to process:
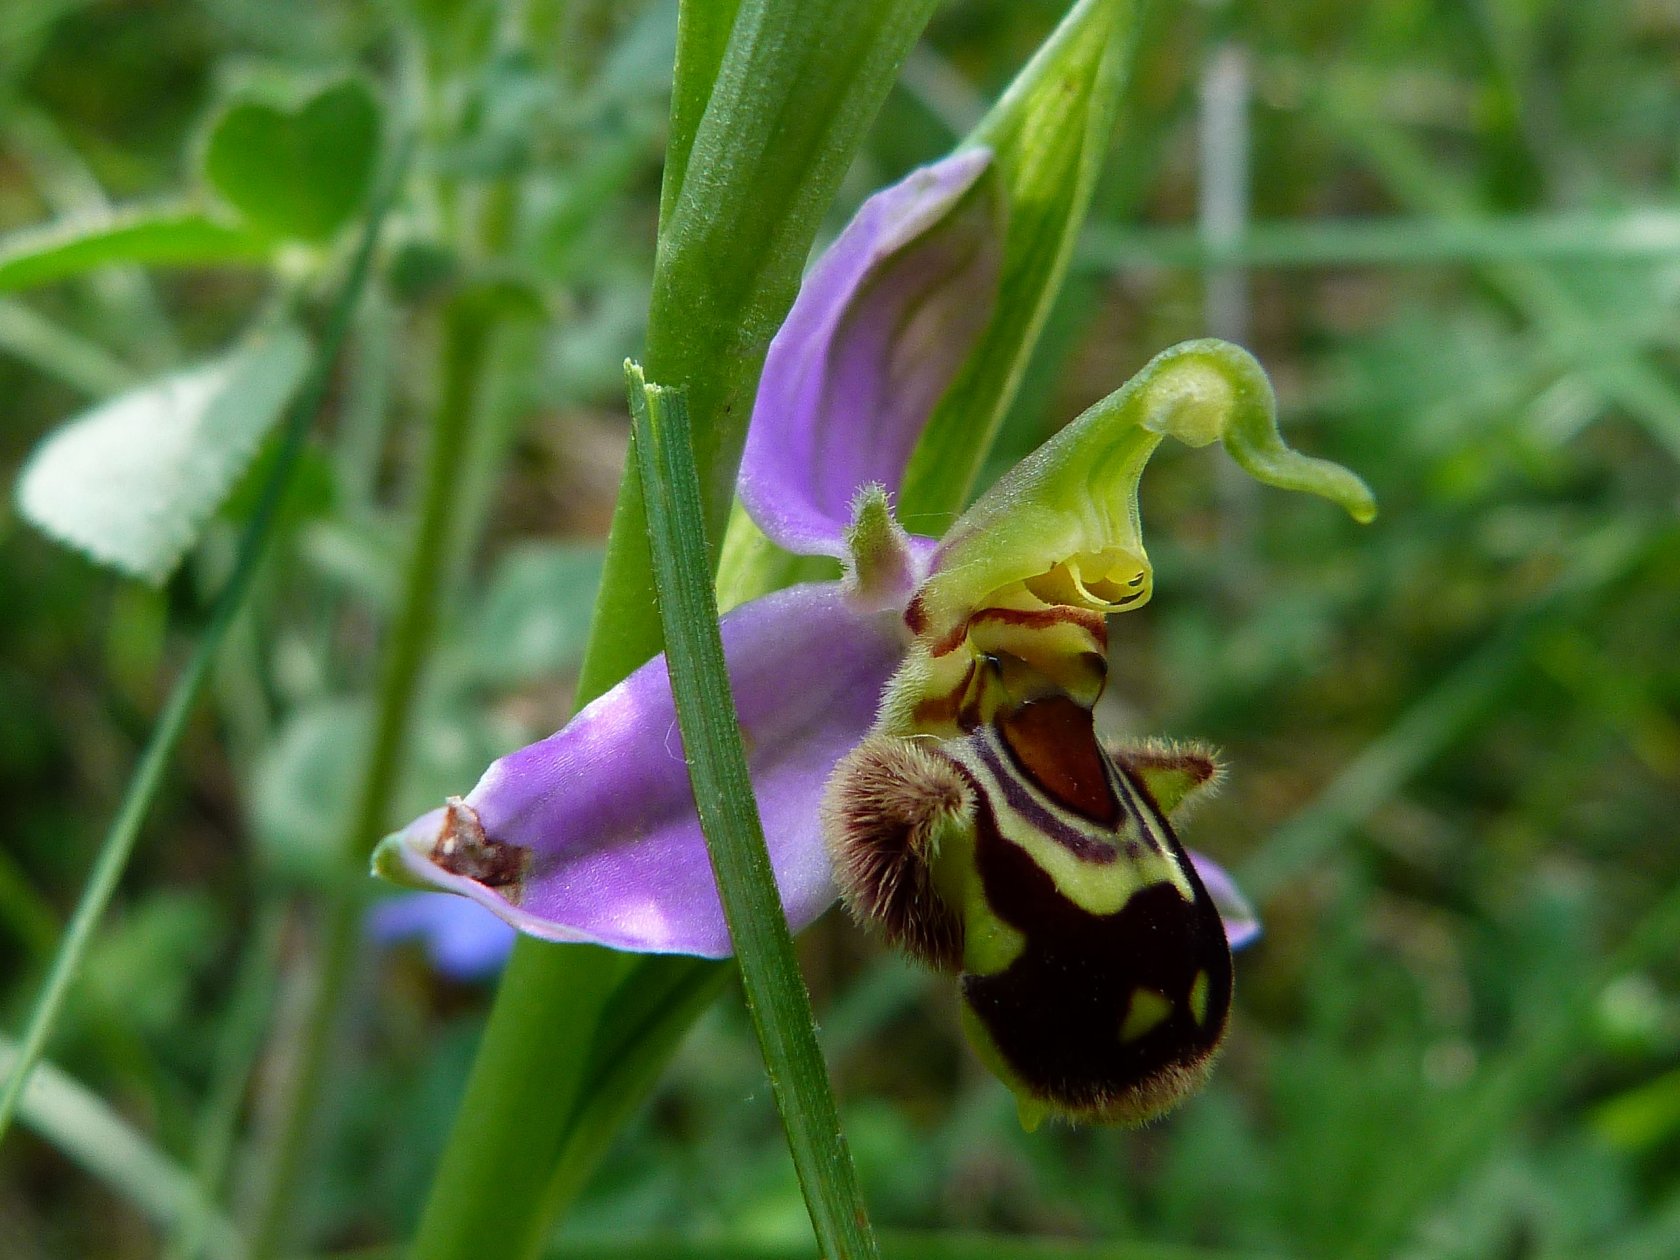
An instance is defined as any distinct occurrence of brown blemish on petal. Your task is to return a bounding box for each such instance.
[431,797,531,898]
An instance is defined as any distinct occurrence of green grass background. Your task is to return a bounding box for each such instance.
[0,1,1676,1256]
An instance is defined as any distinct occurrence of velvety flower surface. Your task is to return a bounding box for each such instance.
[375,148,1374,1118]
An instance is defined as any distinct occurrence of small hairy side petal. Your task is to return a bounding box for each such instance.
[821,734,972,971]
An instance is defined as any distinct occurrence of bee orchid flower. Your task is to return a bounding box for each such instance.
[374,149,1375,1122]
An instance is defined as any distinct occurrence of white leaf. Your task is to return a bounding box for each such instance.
[16,323,312,583]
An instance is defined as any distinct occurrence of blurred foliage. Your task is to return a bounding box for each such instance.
[0,0,1676,1257]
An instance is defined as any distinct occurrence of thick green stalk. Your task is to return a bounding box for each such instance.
[0,162,400,1148]
[538,957,728,1217]
[246,300,496,1259]
[407,938,636,1260]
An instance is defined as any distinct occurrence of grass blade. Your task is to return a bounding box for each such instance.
[1077,210,1680,271]
[627,361,879,1260]
[1239,521,1652,898]
[0,205,267,294]
[0,1039,241,1258]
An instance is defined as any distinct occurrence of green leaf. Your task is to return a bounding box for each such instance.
[16,323,313,584]
[203,78,381,242]
[0,206,268,294]
[627,361,879,1260]
[901,0,1137,522]
[465,542,604,686]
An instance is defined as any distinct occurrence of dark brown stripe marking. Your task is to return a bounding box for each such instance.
[930,603,1108,659]
[971,735,1117,864]
[976,603,1108,641]
[911,659,977,730]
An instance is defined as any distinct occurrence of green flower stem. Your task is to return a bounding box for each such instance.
[408,4,937,1254]
[408,942,638,1260]
[246,295,497,1260]
[630,366,879,1258]
[0,151,403,1149]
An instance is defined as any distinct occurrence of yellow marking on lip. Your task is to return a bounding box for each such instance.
[1120,989,1173,1043]
[1189,971,1210,1025]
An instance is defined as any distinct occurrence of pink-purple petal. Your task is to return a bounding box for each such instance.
[739,148,999,558]
[1190,851,1261,951]
[382,583,906,957]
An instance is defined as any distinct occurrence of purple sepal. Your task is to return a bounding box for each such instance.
[369,893,517,981]
[739,148,999,558]
[381,583,906,957]
[1190,851,1261,951]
